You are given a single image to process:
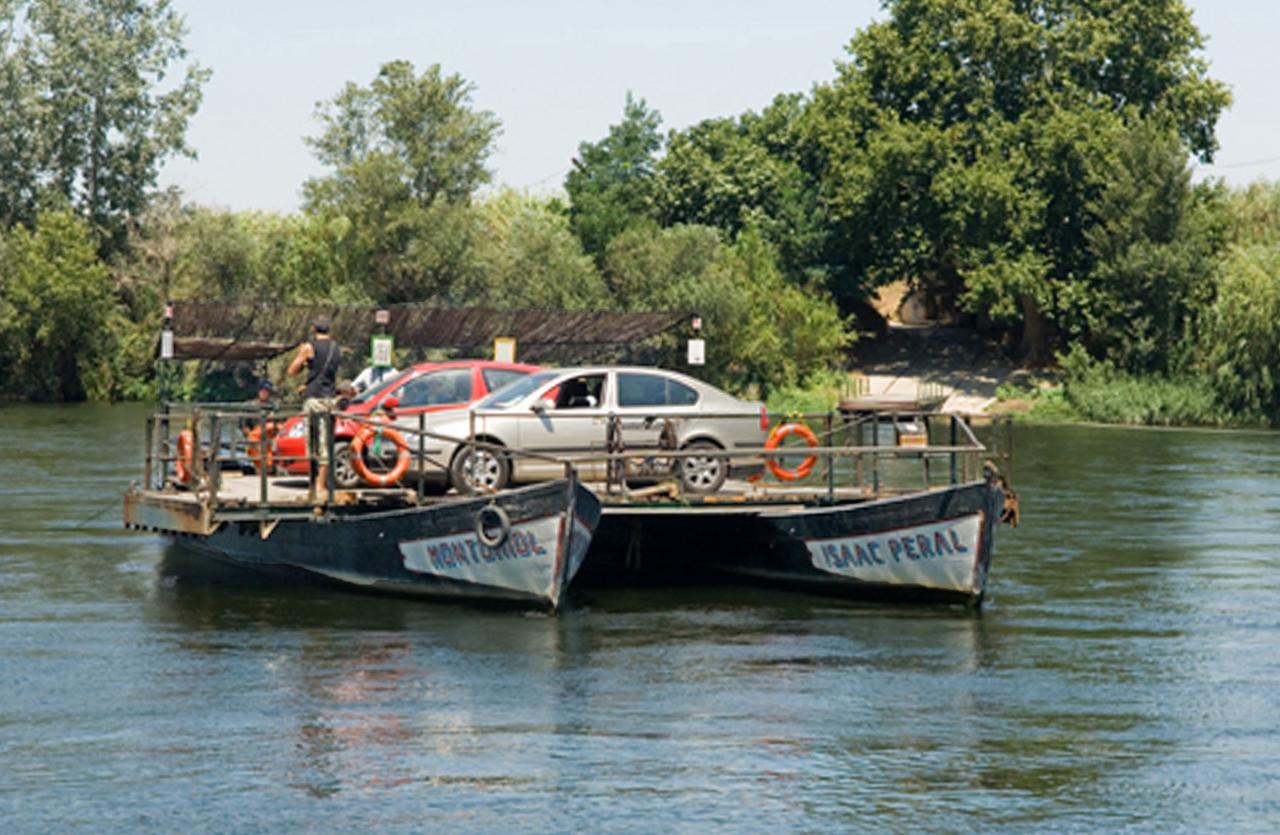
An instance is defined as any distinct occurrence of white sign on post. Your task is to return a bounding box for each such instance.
[160,329,174,360]
[687,338,706,366]
[493,337,516,363]
[370,335,394,368]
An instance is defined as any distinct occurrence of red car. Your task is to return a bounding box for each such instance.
[272,359,542,487]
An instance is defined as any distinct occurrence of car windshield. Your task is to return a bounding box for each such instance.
[352,369,405,404]
[474,370,560,409]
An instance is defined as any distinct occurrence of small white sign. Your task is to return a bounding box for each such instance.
[687,338,706,366]
[160,329,174,359]
[493,337,516,363]
[370,335,394,368]
[375,308,390,325]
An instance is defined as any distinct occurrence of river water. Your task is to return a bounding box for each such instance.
[2,403,1278,832]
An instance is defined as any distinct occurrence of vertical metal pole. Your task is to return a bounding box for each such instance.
[468,409,477,489]
[207,413,222,499]
[160,403,171,486]
[607,413,622,495]
[417,412,426,500]
[872,412,880,496]
[325,410,335,508]
[258,414,270,505]
[950,414,958,485]
[825,411,835,502]
[190,407,202,485]
[923,413,931,490]
[307,409,316,500]
[144,415,155,490]
[965,417,974,482]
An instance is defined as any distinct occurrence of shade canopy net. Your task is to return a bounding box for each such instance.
[168,301,687,365]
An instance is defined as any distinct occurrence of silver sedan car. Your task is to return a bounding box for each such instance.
[408,366,768,494]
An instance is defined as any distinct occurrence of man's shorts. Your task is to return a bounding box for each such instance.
[303,397,335,463]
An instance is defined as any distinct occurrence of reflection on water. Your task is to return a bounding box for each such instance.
[2,405,1279,831]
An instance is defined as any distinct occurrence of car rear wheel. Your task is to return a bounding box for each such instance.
[332,440,361,489]
[680,440,727,493]
[450,443,510,494]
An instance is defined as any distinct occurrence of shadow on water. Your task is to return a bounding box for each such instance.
[149,542,565,635]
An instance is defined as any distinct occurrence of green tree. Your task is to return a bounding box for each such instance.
[1202,245,1280,421]
[0,210,119,400]
[1223,181,1280,249]
[564,93,663,263]
[0,0,208,249]
[656,95,829,286]
[466,189,611,310]
[602,224,848,393]
[303,60,500,303]
[1068,126,1227,374]
[808,0,1231,360]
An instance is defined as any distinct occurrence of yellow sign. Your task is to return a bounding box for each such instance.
[493,337,516,363]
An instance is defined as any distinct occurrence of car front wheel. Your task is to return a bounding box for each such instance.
[680,440,727,493]
[450,443,510,494]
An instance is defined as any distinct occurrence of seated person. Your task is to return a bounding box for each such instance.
[555,375,603,409]
[239,379,278,434]
[240,379,279,473]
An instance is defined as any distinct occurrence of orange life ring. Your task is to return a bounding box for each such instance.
[244,425,275,473]
[765,422,819,482]
[176,429,196,484]
[349,423,412,487]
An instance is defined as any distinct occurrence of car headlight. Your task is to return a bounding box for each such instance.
[284,421,305,439]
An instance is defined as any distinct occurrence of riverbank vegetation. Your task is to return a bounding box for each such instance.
[1,0,1278,425]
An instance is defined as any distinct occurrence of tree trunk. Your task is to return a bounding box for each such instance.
[1018,294,1051,365]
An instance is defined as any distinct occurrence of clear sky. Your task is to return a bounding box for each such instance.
[157,1,1280,213]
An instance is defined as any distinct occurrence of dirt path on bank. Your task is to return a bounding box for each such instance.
[851,324,1025,413]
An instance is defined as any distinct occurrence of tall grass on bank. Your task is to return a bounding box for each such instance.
[1008,346,1265,427]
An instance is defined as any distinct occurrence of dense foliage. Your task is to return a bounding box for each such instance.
[2,0,1279,423]
[0,211,119,400]
[807,0,1231,363]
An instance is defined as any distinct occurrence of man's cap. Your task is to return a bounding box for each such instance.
[312,314,332,333]
[257,378,275,392]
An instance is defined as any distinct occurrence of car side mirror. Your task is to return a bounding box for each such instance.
[532,398,555,413]
[382,397,400,410]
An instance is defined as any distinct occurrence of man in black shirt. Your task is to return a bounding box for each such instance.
[288,315,341,500]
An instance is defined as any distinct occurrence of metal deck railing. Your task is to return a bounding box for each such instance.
[141,401,1013,514]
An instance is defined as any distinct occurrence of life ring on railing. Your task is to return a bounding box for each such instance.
[175,429,196,484]
[765,422,819,482]
[243,425,275,473]
[476,503,511,549]
[349,423,412,487]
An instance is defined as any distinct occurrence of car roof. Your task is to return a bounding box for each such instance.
[542,365,691,377]
[402,359,542,374]
[525,365,751,403]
